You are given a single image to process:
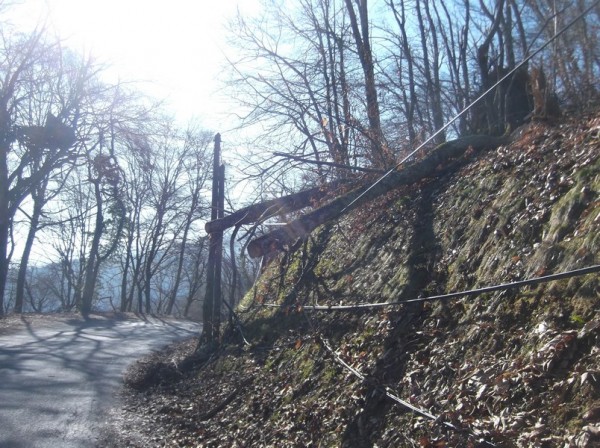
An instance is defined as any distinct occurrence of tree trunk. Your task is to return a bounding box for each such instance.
[15,177,48,313]
[389,0,419,143]
[14,205,41,313]
[165,218,192,315]
[143,257,153,314]
[0,114,11,315]
[0,217,8,316]
[129,241,144,313]
[247,135,510,259]
[119,224,133,313]
[136,280,144,314]
[205,180,351,234]
[344,0,390,168]
[81,180,103,317]
[420,0,445,143]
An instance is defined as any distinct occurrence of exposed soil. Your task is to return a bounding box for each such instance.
[107,112,599,447]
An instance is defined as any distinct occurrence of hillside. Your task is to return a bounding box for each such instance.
[109,111,600,447]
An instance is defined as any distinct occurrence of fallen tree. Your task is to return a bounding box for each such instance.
[247,134,511,258]
[205,180,354,234]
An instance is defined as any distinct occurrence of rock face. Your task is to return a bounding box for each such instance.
[118,113,599,447]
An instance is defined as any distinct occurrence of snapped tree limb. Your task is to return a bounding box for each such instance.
[205,180,353,234]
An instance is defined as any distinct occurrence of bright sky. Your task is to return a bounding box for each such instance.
[6,0,258,131]
[5,0,263,263]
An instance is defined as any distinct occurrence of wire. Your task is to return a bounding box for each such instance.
[297,294,496,443]
[300,297,472,439]
[342,0,600,215]
[295,266,600,446]
[318,336,454,423]
[263,265,600,311]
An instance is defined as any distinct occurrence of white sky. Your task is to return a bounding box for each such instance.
[6,0,258,131]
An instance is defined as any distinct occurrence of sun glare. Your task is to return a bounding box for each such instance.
[7,0,258,126]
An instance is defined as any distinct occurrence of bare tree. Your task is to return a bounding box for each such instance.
[75,79,162,316]
[182,236,208,318]
[50,166,99,312]
[164,126,212,315]
[0,29,80,314]
[117,120,212,315]
[35,79,161,316]
[344,0,393,165]
[12,50,92,312]
[118,145,150,313]
[79,152,125,316]
[528,0,600,107]
[226,0,394,190]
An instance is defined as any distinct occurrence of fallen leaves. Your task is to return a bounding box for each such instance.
[106,112,600,447]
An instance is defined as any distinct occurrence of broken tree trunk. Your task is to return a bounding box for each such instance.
[205,180,353,234]
[247,135,510,259]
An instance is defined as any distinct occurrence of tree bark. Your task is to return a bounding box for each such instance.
[205,180,351,234]
[14,184,46,313]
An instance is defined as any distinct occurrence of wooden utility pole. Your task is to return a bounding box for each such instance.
[203,133,225,344]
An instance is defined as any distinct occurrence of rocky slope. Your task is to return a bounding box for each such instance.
[111,111,599,447]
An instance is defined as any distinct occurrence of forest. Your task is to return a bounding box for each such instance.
[0,0,598,319]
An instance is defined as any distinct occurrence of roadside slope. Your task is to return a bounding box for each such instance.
[119,112,599,447]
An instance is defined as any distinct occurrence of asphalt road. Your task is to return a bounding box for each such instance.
[0,315,200,448]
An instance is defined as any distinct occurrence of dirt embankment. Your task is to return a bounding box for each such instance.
[113,113,599,447]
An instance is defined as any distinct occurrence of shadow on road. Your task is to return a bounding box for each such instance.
[0,314,200,448]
